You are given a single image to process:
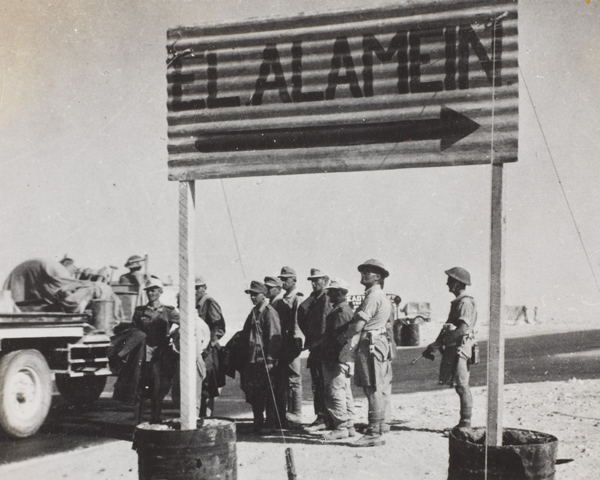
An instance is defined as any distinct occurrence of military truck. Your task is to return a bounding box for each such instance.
[0,291,111,438]
[0,310,111,438]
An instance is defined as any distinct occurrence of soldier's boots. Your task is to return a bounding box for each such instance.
[355,412,386,447]
[304,417,327,433]
[354,428,386,447]
[381,422,391,434]
[348,425,356,437]
[322,427,349,441]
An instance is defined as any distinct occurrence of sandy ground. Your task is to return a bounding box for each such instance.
[2,378,598,479]
[1,318,599,480]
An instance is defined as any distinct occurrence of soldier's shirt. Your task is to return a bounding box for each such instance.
[132,303,180,349]
[447,293,477,329]
[355,284,392,331]
[446,293,477,357]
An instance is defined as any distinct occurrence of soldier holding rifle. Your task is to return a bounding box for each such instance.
[422,267,478,429]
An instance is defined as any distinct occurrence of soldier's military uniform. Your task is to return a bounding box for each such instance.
[439,293,477,387]
[426,266,478,429]
[240,281,282,433]
[341,259,392,447]
[321,278,355,440]
[298,269,332,429]
[195,278,226,416]
[131,301,180,405]
[273,267,305,425]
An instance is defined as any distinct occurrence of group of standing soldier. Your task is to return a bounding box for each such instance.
[236,259,396,447]
[113,253,478,447]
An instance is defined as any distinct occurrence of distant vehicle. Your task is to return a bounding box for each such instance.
[400,301,432,324]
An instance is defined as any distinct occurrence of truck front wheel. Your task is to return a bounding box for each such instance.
[55,375,107,406]
[0,349,53,438]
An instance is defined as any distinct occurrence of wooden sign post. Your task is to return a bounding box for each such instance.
[178,180,197,430]
[487,163,506,446]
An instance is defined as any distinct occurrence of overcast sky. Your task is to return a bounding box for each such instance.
[1,0,600,334]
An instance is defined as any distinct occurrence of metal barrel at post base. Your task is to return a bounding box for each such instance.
[400,319,421,347]
[448,427,558,480]
[133,418,237,480]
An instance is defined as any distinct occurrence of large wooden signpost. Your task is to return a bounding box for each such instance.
[167,0,517,449]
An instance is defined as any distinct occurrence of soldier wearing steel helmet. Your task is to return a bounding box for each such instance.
[424,267,478,430]
[338,259,393,447]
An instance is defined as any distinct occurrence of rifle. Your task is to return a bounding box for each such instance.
[410,352,424,365]
[411,345,437,364]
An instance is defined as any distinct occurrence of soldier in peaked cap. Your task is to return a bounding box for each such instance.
[277,267,305,426]
[320,278,356,441]
[424,267,478,430]
[264,275,289,428]
[298,268,332,432]
[240,281,282,434]
[194,275,226,417]
[130,277,180,424]
[338,259,392,447]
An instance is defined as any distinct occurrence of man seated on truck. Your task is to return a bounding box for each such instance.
[119,255,150,286]
[3,258,123,320]
[59,255,78,278]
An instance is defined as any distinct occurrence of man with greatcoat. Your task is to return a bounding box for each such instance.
[298,268,332,432]
[277,266,305,426]
[264,275,288,428]
[338,259,392,447]
[240,281,282,434]
[194,275,226,417]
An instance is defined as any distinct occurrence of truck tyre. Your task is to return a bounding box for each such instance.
[0,349,53,438]
[55,375,107,406]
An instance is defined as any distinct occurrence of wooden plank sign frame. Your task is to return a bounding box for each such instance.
[166,0,517,180]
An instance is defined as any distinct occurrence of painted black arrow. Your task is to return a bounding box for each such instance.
[194,106,480,153]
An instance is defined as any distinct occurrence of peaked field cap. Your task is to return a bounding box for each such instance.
[307,268,328,280]
[195,276,207,286]
[445,267,471,286]
[245,280,268,295]
[357,259,390,278]
[144,277,164,290]
[264,276,283,288]
[325,277,350,293]
[125,254,145,268]
[278,266,297,278]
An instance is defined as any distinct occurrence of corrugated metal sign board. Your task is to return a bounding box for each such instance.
[167,0,517,180]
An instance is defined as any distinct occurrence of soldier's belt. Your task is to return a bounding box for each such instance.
[360,327,387,340]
